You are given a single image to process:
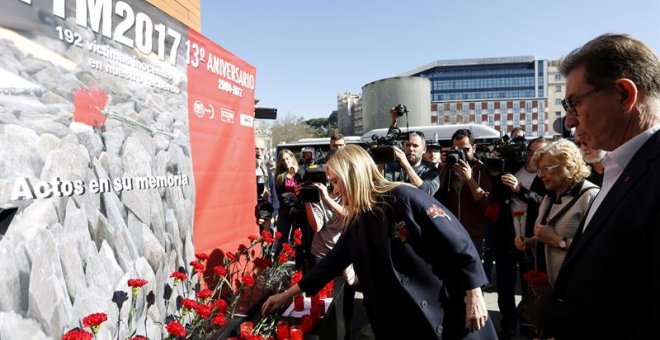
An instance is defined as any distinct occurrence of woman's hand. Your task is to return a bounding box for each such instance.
[261,284,302,315]
[261,292,291,315]
[514,236,525,251]
[312,183,329,200]
[534,224,560,245]
[465,287,488,332]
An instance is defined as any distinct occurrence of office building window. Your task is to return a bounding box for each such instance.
[555,98,562,105]
[555,85,562,92]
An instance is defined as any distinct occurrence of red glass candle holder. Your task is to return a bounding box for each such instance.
[311,308,322,325]
[294,294,305,311]
[315,288,327,300]
[240,321,254,337]
[289,324,303,340]
[325,280,334,296]
[301,314,314,333]
[314,299,326,316]
[276,320,289,339]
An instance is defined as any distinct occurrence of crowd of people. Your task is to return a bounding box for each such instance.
[256,34,659,340]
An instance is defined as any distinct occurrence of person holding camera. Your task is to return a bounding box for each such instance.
[490,137,549,339]
[262,145,496,339]
[383,107,441,196]
[438,129,492,259]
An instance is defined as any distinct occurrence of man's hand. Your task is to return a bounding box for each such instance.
[465,287,488,332]
[452,159,473,182]
[501,174,520,192]
[392,146,410,166]
[390,108,399,127]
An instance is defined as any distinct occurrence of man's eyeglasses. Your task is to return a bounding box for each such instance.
[537,164,560,175]
[561,85,610,116]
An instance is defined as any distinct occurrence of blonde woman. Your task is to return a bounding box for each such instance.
[272,149,300,258]
[263,145,495,339]
[530,139,599,285]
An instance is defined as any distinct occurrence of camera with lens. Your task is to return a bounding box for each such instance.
[391,104,409,117]
[484,136,527,175]
[255,199,274,221]
[297,164,327,203]
[445,145,468,168]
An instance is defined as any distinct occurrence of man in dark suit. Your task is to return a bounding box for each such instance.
[552,34,660,339]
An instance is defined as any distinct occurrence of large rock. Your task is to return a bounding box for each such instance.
[27,228,72,338]
[0,238,22,313]
[0,311,50,340]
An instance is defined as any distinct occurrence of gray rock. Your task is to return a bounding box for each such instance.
[40,142,90,185]
[141,224,166,272]
[0,311,50,340]
[22,58,51,76]
[5,200,59,243]
[41,91,68,104]
[0,239,22,313]
[148,189,166,247]
[152,135,170,152]
[27,228,72,338]
[75,129,105,161]
[98,152,123,180]
[101,126,125,156]
[36,133,61,164]
[122,136,152,178]
[33,68,82,101]
[0,124,41,179]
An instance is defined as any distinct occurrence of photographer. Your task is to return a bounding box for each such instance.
[438,128,492,258]
[491,137,549,339]
[383,107,441,196]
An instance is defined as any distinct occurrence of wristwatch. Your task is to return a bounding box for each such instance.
[558,238,568,250]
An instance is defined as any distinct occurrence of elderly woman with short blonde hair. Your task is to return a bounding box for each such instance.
[529,139,599,285]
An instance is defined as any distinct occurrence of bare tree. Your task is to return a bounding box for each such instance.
[270,112,318,146]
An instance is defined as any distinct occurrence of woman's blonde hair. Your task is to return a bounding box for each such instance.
[531,138,591,184]
[326,145,405,226]
[275,149,298,186]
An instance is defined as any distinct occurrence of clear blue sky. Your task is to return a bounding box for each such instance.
[202,0,660,120]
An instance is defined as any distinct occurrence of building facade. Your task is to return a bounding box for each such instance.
[337,92,361,135]
[547,60,568,135]
[400,56,564,137]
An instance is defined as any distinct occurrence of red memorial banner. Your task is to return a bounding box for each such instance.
[187,29,258,254]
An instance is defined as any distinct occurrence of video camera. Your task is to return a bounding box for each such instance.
[484,136,527,175]
[297,164,327,203]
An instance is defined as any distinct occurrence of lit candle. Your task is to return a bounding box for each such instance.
[289,324,303,340]
[240,321,253,337]
[315,288,327,300]
[276,320,289,339]
[294,294,305,311]
[301,314,314,333]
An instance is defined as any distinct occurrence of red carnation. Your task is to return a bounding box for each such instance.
[127,278,148,288]
[197,288,212,300]
[248,234,259,242]
[194,304,213,319]
[190,260,205,273]
[293,229,303,238]
[170,271,187,281]
[73,87,109,128]
[215,298,228,313]
[211,313,227,326]
[242,274,255,287]
[522,270,549,289]
[165,321,187,337]
[278,253,288,264]
[293,238,303,246]
[195,253,209,262]
[182,298,198,310]
[82,312,107,327]
[128,337,147,340]
[63,329,93,340]
[226,252,236,261]
[275,231,283,240]
[261,231,274,244]
[213,265,227,277]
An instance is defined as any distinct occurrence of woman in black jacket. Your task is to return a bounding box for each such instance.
[262,145,495,339]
